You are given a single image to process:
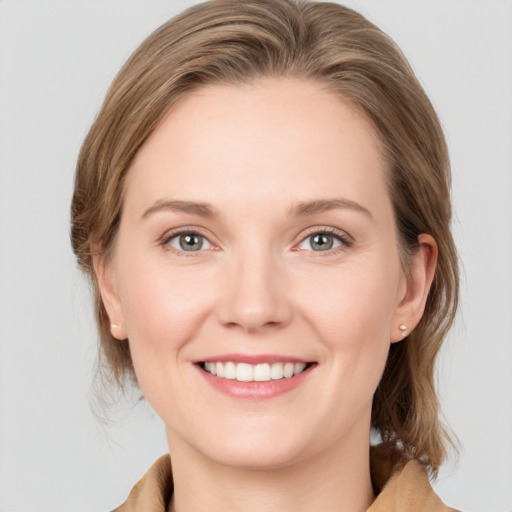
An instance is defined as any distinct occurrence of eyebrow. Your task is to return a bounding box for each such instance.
[140,197,373,221]
[287,198,373,219]
[140,200,219,220]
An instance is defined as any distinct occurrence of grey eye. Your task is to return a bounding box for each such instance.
[310,233,334,251]
[298,232,343,252]
[169,233,211,252]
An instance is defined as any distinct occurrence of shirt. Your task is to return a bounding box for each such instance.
[113,444,458,511]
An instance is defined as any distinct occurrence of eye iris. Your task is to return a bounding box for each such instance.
[311,233,333,251]
[179,233,203,251]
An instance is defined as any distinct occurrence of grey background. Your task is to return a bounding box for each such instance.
[0,1,511,511]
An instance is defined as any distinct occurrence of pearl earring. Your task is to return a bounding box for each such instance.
[399,324,407,337]
[111,323,119,329]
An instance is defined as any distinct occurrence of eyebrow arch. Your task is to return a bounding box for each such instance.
[140,199,219,220]
[288,198,373,219]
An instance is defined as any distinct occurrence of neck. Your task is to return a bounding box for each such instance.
[166,429,375,512]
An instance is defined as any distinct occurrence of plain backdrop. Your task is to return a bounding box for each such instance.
[0,1,511,511]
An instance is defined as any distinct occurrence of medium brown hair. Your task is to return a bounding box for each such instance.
[71,0,459,473]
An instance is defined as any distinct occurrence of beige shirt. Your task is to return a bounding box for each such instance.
[114,445,457,511]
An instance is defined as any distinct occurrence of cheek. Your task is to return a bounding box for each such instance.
[116,261,219,412]
[117,258,214,363]
[303,261,399,336]
[296,255,400,386]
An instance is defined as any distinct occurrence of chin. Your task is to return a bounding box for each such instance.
[207,439,307,472]
[177,418,314,471]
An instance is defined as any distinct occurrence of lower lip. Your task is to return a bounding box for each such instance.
[196,365,313,400]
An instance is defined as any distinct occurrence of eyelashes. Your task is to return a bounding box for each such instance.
[160,226,353,257]
[159,228,214,257]
[296,227,353,253]
[166,232,214,252]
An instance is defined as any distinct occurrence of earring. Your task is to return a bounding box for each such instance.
[111,323,119,329]
[399,324,408,337]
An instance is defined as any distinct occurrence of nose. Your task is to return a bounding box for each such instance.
[216,248,293,333]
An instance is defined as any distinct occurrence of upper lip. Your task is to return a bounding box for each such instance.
[194,354,312,364]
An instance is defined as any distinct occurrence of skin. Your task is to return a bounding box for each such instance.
[96,78,436,512]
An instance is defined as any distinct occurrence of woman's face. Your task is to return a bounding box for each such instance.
[100,78,423,469]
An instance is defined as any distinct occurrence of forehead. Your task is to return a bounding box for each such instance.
[125,78,390,220]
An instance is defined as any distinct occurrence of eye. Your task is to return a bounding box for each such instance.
[297,230,351,252]
[167,232,213,252]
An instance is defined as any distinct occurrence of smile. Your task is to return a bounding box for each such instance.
[201,361,308,382]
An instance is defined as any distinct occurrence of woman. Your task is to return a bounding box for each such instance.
[71,0,460,510]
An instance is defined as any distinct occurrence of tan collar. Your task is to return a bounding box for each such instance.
[114,454,173,512]
[368,445,455,511]
[114,445,455,512]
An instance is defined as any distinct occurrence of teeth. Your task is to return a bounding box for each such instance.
[270,362,284,380]
[203,361,308,382]
[236,363,253,382]
[204,362,216,375]
[283,362,294,378]
[294,362,306,375]
[254,363,270,381]
[224,361,236,379]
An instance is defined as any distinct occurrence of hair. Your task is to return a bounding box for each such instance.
[71,0,459,473]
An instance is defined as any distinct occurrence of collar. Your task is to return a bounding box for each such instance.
[368,444,456,511]
[114,445,456,512]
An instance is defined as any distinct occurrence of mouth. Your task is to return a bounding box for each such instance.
[195,354,317,400]
[198,361,315,382]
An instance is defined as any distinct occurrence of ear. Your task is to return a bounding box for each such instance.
[92,249,128,340]
[390,234,437,343]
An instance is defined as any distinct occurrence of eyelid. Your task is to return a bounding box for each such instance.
[294,226,354,252]
[159,226,219,255]
[158,225,353,255]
